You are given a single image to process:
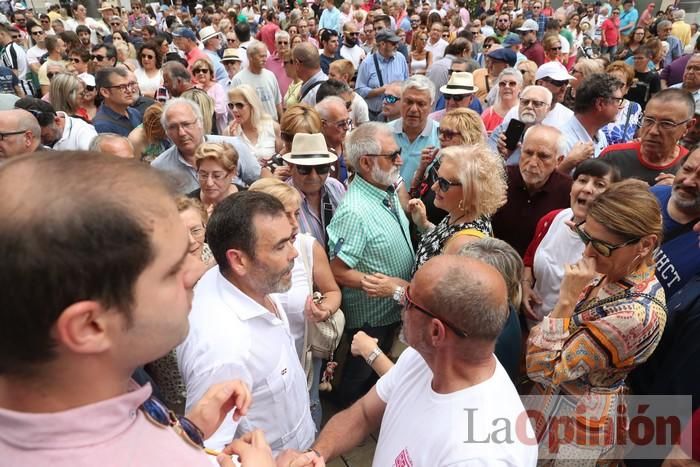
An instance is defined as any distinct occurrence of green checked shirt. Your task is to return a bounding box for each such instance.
[327,176,415,329]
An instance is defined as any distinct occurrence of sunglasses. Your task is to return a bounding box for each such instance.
[31,30,44,35]
[402,286,468,338]
[141,397,207,451]
[92,54,106,61]
[85,85,96,92]
[227,102,246,110]
[364,148,402,162]
[277,41,289,44]
[383,95,400,104]
[193,68,210,74]
[443,93,469,101]
[141,53,155,59]
[541,76,568,87]
[296,164,332,175]
[435,175,461,192]
[573,221,640,257]
[549,46,562,51]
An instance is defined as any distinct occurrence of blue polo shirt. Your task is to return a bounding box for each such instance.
[93,104,142,137]
[389,118,440,183]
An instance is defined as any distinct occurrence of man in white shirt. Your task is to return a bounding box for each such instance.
[14,97,97,151]
[230,41,283,121]
[177,191,316,454]
[307,255,538,466]
[339,22,365,69]
[25,24,47,74]
[425,22,448,59]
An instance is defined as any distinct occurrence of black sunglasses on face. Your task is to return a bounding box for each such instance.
[443,93,469,101]
[573,221,640,257]
[435,175,461,192]
[296,164,332,175]
[364,148,402,162]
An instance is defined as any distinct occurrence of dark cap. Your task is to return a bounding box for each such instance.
[172,27,197,41]
[376,29,401,43]
[487,47,517,66]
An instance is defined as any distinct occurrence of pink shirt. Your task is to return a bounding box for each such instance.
[0,383,213,467]
[187,47,210,70]
[265,53,292,97]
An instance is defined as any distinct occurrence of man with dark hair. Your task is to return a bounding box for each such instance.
[256,9,280,54]
[294,42,328,106]
[177,191,315,454]
[234,21,252,69]
[93,67,142,136]
[230,41,283,121]
[319,28,340,75]
[0,23,31,95]
[426,38,472,107]
[558,73,625,173]
[14,97,97,151]
[26,23,47,74]
[91,43,117,70]
[75,24,91,48]
[0,151,259,466]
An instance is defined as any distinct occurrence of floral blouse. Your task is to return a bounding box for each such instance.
[601,99,642,145]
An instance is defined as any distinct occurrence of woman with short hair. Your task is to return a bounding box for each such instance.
[192,58,228,133]
[481,68,523,134]
[601,61,643,145]
[189,142,243,215]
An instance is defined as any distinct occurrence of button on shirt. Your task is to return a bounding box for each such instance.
[327,176,415,329]
[558,114,608,159]
[177,268,316,454]
[53,112,98,151]
[151,134,261,193]
[0,383,211,467]
[287,176,346,246]
[356,52,409,113]
[389,117,440,183]
[93,104,142,137]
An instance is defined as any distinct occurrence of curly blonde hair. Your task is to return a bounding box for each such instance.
[194,142,239,172]
[440,144,507,218]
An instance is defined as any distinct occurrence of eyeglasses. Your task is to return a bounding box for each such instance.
[435,175,461,192]
[443,93,469,101]
[540,76,569,88]
[573,221,640,257]
[277,40,289,44]
[31,30,44,35]
[0,129,28,140]
[640,116,691,130]
[80,85,95,95]
[108,81,138,92]
[197,170,229,181]
[364,148,402,162]
[520,97,549,109]
[227,102,246,110]
[141,53,155,59]
[189,226,205,237]
[70,57,82,63]
[296,164,332,175]
[323,118,352,130]
[11,35,19,40]
[498,80,519,87]
[383,95,400,104]
[110,22,121,26]
[548,46,562,51]
[92,54,106,61]
[402,286,468,338]
[166,120,198,132]
[193,68,210,74]
[607,96,624,107]
[438,128,460,139]
[141,397,206,451]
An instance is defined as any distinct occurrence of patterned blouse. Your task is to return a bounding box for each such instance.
[526,262,666,462]
[601,99,643,145]
[412,215,492,275]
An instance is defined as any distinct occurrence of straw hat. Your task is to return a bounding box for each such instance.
[221,48,242,62]
[281,133,338,166]
[440,72,479,95]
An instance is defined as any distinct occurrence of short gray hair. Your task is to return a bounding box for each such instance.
[247,40,267,58]
[658,19,672,30]
[401,74,436,104]
[315,95,346,120]
[160,97,204,131]
[345,122,393,170]
[524,124,566,157]
[275,30,290,42]
[673,9,685,20]
[89,133,134,152]
[521,84,553,105]
[497,67,523,87]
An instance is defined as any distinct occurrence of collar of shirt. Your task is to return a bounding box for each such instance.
[390,117,437,140]
[215,271,288,324]
[377,52,395,64]
[0,382,151,449]
[352,174,396,204]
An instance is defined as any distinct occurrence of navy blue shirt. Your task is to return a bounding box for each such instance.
[93,103,142,137]
[0,65,18,93]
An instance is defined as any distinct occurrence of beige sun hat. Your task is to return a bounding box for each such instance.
[440,72,479,95]
[281,133,338,166]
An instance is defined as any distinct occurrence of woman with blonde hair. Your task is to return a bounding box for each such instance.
[481,68,523,134]
[409,30,431,75]
[527,179,666,463]
[281,49,302,109]
[49,72,89,121]
[543,33,563,64]
[516,60,538,87]
[191,57,228,133]
[181,88,215,134]
[225,84,282,162]
[191,142,243,214]
[563,57,604,109]
[408,143,507,272]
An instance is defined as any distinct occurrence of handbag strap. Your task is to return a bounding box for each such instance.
[299,235,314,296]
[373,53,384,87]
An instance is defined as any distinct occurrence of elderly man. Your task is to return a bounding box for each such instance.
[356,29,409,121]
[14,97,96,151]
[230,41,283,121]
[490,85,553,164]
[178,191,315,454]
[172,27,208,69]
[388,75,440,184]
[327,122,414,407]
[317,95,350,181]
[670,54,700,107]
[492,124,572,256]
[284,133,346,247]
[265,31,292,96]
[310,255,537,465]
[382,81,403,122]
[294,42,328,106]
[600,89,695,186]
[222,48,242,88]
[658,20,684,68]
[428,71,479,121]
[199,26,227,83]
[557,73,624,173]
[93,67,142,137]
[0,108,41,161]
[88,133,135,158]
[0,151,259,466]
[151,98,259,193]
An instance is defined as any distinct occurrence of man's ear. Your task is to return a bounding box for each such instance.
[556,154,564,166]
[226,248,249,277]
[54,301,115,355]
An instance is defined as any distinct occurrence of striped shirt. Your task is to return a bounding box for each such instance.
[355,51,409,113]
[327,176,415,329]
[286,176,346,246]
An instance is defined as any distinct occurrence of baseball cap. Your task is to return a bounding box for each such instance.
[517,19,539,32]
[172,27,197,41]
[535,61,575,81]
[502,33,522,47]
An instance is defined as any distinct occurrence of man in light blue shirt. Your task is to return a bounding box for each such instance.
[356,29,409,120]
[388,75,440,183]
[318,0,341,33]
[618,0,638,36]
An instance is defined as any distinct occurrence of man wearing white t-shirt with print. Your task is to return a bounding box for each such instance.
[309,255,538,466]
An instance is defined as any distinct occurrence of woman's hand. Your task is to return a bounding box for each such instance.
[350,331,379,360]
[304,295,330,323]
[407,199,429,231]
[521,281,543,322]
[559,257,598,307]
[417,146,438,175]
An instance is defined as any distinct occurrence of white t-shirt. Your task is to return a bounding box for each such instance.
[53,112,98,151]
[230,68,282,120]
[339,44,366,70]
[134,67,162,99]
[425,38,448,60]
[373,347,538,467]
[351,92,369,126]
[26,45,47,67]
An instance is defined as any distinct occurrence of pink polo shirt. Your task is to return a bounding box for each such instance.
[265,53,292,97]
[0,383,213,467]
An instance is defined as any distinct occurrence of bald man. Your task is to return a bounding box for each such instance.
[310,255,538,465]
[89,133,135,159]
[0,109,42,161]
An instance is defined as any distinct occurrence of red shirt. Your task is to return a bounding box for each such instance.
[185,47,209,70]
[257,22,280,55]
[600,17,620,46]
[522,42,545,67]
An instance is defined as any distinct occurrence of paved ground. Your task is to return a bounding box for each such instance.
[321,398,378,467]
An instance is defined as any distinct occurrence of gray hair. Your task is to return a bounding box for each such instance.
[524,124,566,156]
[459,238,524,308]
[247,40,267,58]
[315,95,346,120]
[160,97,204,131]
[497,67,523,87]
[275,30,290,42]
[521,84,553,106]
[673,9,685,20]
[89,133,134,152]
[345,122,393,170]
[658,19,672,30]
[401,74,436,104]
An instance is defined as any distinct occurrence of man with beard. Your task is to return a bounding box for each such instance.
[339,22,365,70]
[600,89,695,186]
[327,122,414,407]
[177,191,316,453]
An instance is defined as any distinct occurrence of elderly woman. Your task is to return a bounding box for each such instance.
[248,178,342,431]
[134,41,163,99]
[522,159,621,323]
[563,57,604,109]
[225,84,282,162]
[408,144,507,273]
[527,179,666,463]
[481,68,523,134]
[409,108,486,226]
[192,58,228,133]
[601,61,642,145]
[189,142,243,215]
[517,60,538,87]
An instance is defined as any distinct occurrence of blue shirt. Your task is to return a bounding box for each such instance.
[93,104,142,137]
[356,52,409,113]
[559,114,608,159]
[389,117,440,183]
[205,49,228,84]
[319,6,341,33]
[619,7,638,35]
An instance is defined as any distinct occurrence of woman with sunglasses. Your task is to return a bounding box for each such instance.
[135,41,163,99]
[225,84,283,163]
[601,61,643,145]
[49,72,91,122]
[408,143,507,273]
[192,58,228,134]
[78,74,99,121]
[543,33,563,64]
[481,68,523,135]
[409,32,432,76]
[281,50,303,109]
[189,142,245,215]
[562,57,603,110]
[526,179,666,463]
[517,60,538,87]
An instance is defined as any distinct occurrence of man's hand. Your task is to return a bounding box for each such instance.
[521,281,543,322]
[218,430,275,467]
[654,172,675,186]
[497,132,518,159]
[351,331,379,360]
[186,380,252,440]
[361,273,402,297]
[276,449,326,467]
[560,142,594,173]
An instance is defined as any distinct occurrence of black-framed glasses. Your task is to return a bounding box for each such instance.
[520,97,548,109]
[640,116,690,131]
[435,175,461,192]
[364,148,401,162]
[141,53,155,59]
[402,286,469,338]
[296,164,331,175]
[31,30,44,35]
[383,94,400,104]
[607,96,624,107]
[141,397,206,450]
[108,81,138,92]
[573,221,640,257]
[227,102,246,110]
[0,129,28,140]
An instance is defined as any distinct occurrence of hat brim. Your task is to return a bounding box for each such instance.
[201,33,220,42]
[516,27,536,32]
[222,57,241,62]
[440,84,478,95]
[281,152,338,166]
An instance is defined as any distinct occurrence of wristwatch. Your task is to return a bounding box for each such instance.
[366,347,383,366]
[392,285,406,304]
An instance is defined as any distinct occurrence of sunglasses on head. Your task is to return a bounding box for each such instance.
[573,221,640,257]
[383,94,400,104]
[296,164,332,175]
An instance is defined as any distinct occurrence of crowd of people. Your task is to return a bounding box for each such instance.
[1,0,700,465]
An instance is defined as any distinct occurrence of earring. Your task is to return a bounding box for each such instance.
[458,199,465,212]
